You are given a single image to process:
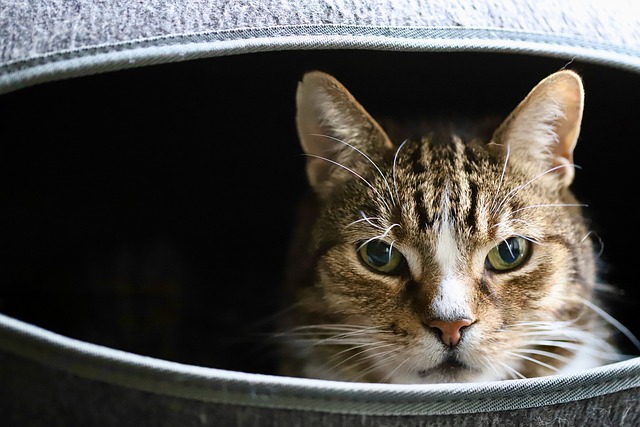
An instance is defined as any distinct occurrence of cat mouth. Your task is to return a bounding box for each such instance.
[417,355,474,378]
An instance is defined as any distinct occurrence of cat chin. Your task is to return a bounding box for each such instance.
[380,357,492,384]
[385,366,490,384]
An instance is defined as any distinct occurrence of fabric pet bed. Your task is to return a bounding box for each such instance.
[1,1,639,425]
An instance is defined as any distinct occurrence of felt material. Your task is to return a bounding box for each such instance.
[1,1,640,425]
[2,0,640,65]
[2,0,640,94]
[1,311,639,424]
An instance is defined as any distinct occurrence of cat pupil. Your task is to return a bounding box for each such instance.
[499,238,523,264]
[366,240,392,266]
[358,240,405,274]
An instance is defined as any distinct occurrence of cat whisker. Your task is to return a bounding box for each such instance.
[506,351,560,373]
[329,342,396,361]
[512,320,577,329]
[303,153,392,211]
[379,352,413,383]
[346,349,404,382]
[329,344,397,368]
[492,163,577,215]
[510,203,588,215]
[494,360,527,380]
[580,230,605,258]
[309,133,397,207]
[282,324,384,333]
[331,347,400,381]
[356,224,402,252]
[479,355,504,379]
[579,297,640,352]
[514,233,543,245]
[490,218,538,230]
[489,219,544,244]
[520,339,622,361]
[511,317,626,362]
[490,142,511,213]
[514,321,611,344]
[392,139,409,206]
[277,324,388,346]
[346,211,385,230]
[511,348,572,364]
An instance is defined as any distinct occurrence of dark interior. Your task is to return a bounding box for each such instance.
[1,51,639,375]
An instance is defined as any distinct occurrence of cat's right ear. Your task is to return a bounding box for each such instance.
[296,71,393,194]
[492,70,584,188]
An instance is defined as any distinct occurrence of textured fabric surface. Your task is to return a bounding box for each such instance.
[2,0,640,65]
[1,349,639,427]
[1,312,639,418]
[2,0,640,94]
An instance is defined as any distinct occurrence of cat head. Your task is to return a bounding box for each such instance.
[289,70,609,383]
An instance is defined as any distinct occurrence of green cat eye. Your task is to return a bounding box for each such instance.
[358,240,405,274]
[486,237,530,271]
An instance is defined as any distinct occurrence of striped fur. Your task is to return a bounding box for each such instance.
[279,70,622,383]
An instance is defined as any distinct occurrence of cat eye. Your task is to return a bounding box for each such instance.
[486,237,530,272]
[358,240,406,274]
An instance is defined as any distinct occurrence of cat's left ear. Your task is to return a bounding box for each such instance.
[295,71,394,193]
[493,70,584,187]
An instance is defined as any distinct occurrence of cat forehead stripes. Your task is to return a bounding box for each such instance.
[401,134,492,233]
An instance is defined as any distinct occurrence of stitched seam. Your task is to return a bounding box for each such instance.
[95,372,640,415]
[2,25,638,74]
[62,361,640,409]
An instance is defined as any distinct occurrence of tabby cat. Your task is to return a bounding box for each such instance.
[279,69,626,383]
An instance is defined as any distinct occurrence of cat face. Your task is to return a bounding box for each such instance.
[283,70,616,383]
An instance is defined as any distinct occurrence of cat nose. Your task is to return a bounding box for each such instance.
[427,318,473,347]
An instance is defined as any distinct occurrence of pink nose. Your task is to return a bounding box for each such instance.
[428,319,473,347]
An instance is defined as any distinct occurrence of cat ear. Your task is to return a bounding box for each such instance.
[296,71,393,192]
[492,70,584,187]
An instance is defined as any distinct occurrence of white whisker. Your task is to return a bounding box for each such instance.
[480,355,504,379]
[495,360,526,380]
[380,353,412,383]
[303,153,392,211]
[330,344,397,369]
[511,203,588,215]
[490,143,510,212]
[329,342,396,361]
[356,224,402,251]
[492,163,576,215]
[520,339,621,361]
[347,212,385,230]
[310,134,396,207]
[580,231,604,258]
[580,297,640,352]
[506,351,559,372]
[513,348,572,364]
[392,139,409,205]
[348,349,403,382]
[491,218,537,230]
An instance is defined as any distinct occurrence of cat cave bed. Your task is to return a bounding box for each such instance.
[1,1,640,425]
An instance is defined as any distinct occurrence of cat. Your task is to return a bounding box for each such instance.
[277,69,632,384]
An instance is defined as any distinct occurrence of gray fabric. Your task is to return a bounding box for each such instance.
[1,348,639,426]
[1,0,640,424]
[3,0,640,64]
[1,312,639,417]
[3,1,640,94]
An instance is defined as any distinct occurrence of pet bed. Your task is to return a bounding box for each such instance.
[1,1,639,425]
